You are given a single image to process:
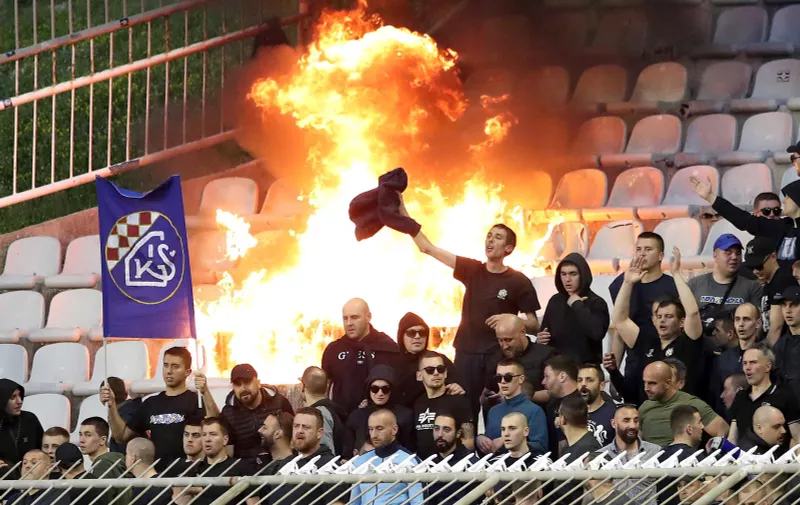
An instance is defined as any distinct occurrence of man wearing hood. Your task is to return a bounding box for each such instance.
[0,379,43,479]
[300,366,349,456]
[346,364,415,452]
[537,253,609,364]
[322,298,400,414]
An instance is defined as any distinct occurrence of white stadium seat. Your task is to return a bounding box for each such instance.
[782,167,800,193]
[45,235,101,289]
[587,220,645,274]
[72,341,149,396]
[532,276,558,319]
[537,222,589,264]
[0,344,29,384]
[0,236,61,290]
[600,115,682,169]
[28,289,102,343]
[637,166,720,220]
[531,169,608,223]
[655,218,703,269]
[24,394,71,431]
[682,220,755,270]
[188,232,236,285]
[130,339,194,395]
[25,343,89,395]
[721,163,774,209]
[582,167,664,221]
[0,291,45,343]
[248,179,311,230]
[186,177,259,229]
[70,395,108,443]
[716,112,793,166]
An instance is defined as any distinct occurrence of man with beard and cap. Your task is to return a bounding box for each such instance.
[579,364,616,446]
[0,379,43,479]
[745,236,796,345]
[346,364,415,452]
[428,413,479,505]
[300,366,349,456]
[658,406,706,505]
[256,412,294,473]
[322,298,400,414]
[54,443,108,505]
[774,286,800,401]
[537,253,610,364]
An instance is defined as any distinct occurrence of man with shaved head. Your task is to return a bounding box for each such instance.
[322,298,400,414]
[6,450,63,505]
[639,362,728,446]
[126,438,172,505]
[739,405,788,455]
[301,366,348,455]
[709,305,761,414]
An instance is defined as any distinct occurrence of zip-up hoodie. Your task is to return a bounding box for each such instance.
[350,442,423,505]
[220,386,294,461]
[0,379,43,478]
[540,253,610,364]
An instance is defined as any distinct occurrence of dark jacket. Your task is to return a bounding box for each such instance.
[346,365,416,452]
[773,330,800,402]
[310,398,351,457]
[738,430,788,459]
[0,379,43,479]
[429,445,480,505]
[348,167,421,241]
[220,386,294,461]
[268,445,347,505]
[541,253,610,364]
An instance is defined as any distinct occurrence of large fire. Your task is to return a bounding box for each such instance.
[194,5,559,383]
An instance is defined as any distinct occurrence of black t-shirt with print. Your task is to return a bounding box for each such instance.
[730,383,800,435]
[413,393,473,458]
[186,458,254,505]
[637,331,704,396]
[762,267,797,333]
[454,257,540,354]
[128,390,205,471]
[588,400,617,447]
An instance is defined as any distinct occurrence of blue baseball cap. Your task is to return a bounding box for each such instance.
[713,233,743,251]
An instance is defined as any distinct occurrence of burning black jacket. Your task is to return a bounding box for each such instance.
[348,167,421,241]
[0,379,43,479]
[220,386,294,461]
[540,253,609,364]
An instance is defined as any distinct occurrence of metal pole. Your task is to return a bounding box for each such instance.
[694,469,750,505]
[455,475,499,505]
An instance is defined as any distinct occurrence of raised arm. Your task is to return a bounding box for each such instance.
[99,386,138,444]
[399,198,456,269]
[670,247,703,340]
[612,258,644,348]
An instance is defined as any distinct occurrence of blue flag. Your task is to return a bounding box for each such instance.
[97,175,196,339]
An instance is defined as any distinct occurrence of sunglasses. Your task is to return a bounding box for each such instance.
[494,373,522,383]
[370,385,391,394]
[422,365,447,375]
[791,154,799,163]
[405,328,429,339]
[758,206,782,217]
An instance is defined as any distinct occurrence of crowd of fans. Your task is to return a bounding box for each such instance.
[2,181,800,505]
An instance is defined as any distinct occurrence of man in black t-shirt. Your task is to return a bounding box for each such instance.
[542,355,580,455]
[126,438,173,505]
[745,236,798,345]
[658,405,705,505]
[579,364,616,446]
[413,352,474,458]
[400,205,540,419]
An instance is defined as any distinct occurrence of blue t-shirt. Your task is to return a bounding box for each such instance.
[485,393,547,455]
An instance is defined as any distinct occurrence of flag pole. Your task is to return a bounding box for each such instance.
[197,343,204,409]
[104,336,109,415]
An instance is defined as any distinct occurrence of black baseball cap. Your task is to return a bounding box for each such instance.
[779,285,800,303]
[230,364,258,383]
[743,236,779,269]
[787,141,800,154]
[55,443,84,470]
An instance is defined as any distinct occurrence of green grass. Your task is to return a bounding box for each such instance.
[0,0,299,233]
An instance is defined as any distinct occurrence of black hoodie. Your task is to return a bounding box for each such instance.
[321,326,400,414]
[345,364,416,452]
[220,385,294,461]
[0,379,43,478]
[540,253,610,364]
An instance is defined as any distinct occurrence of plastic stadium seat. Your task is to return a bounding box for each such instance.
[683,220,754,269]
[601,115,682,168]
[480,17,533,65]
[70,395,107,443]
[44,235,101,289]
[130,339,194,395]
[537,222,590,264]
[0,344,28,384]
[694,7,768,58]
[570,65,628,114]
[716,112,793,166]
[606,63,688,115]
[532,169,608,223]
[591,275,616,312]
[24,394,71,431]
[638,165,720,220]
[72,341,149,396]
[532,276,557,318]
[674,114,738,168]
[28,289,102,343]
[517,67,570,108]
[0,237,61,290]
[188,232,236,285]
[583,167,665,221]
[586,10,648,57]
[567,117,627,167]
[587,220,645,274]
[782,167,800,190]
[186,177,259,229]
[721,163,775,208]
[539,12,588,53]
[686,62,752,115]
[745,6,800,56]
[210,388,232,410]
[730,60,800,112]
[0,291,45,343]
[654,218,703,258]
[24,343,89,395]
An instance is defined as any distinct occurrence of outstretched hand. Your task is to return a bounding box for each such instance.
[624,256,646,284]
[669,246,682,275]
[689,175,715,204]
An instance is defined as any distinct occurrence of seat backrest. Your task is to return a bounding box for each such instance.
[702,220,754,255]
[75,395,108,426]
[537,222,589,262]
[518,67,570,106]
[663,166,720,205]
[90,341,149,382]
[540,12,588,51]
[61,235,101,275]
[683,114,737,155]
[722,163,774,206]
[0,344,28,383]
[0,291,44,331]
[532,277,558,316]
[570,117,627,155]
[260,179,306,216]
[696,61,753,101]
[46,289,102,329]
[782,165,800,189]
[769,6,800,44]
[3,236,61,276]
[630,63,688,103]
[653,218,703,256]
[571,65,628,104]
[712,6,767,45]
[738,112,793,152]
[750,59,800,101]
[29,343,89,383]
[588,220,645,259]
[23,394,71,431]
[199,177,258,216]
[591,275,616,309]
[550,169,608,209]
[625,115,682,154]
[607,167,665,207]
[591,10,648,54]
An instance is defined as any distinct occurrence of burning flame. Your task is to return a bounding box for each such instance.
[195,6,560,383]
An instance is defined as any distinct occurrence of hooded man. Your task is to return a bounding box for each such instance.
[0,379,43,479]
[346,364,415,452]
[538,253,610,364]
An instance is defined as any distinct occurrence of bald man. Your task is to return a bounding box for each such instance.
[7,450,64,505]
[321,298,400,414]
[483,314,555,406]
[126,438,173,505]
[739,405,788,455]
[301,366,348,455]
[639,362,728,446]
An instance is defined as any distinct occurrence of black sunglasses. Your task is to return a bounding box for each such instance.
[494,373,522,383]
[405,328,429,339]
[422,365,447,375]
[370,385,391,394]
[791,154,799,163]
[759,206,782,217]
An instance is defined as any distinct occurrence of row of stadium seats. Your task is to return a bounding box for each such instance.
[0,235,99,290]
[0,289,101,343]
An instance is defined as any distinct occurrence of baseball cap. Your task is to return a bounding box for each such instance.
[230,364,258,383]
[713,233,743,252]
[55,443,84,470]
[787,141,800,154]
[743,236,779,269]
[779,285,800,303]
